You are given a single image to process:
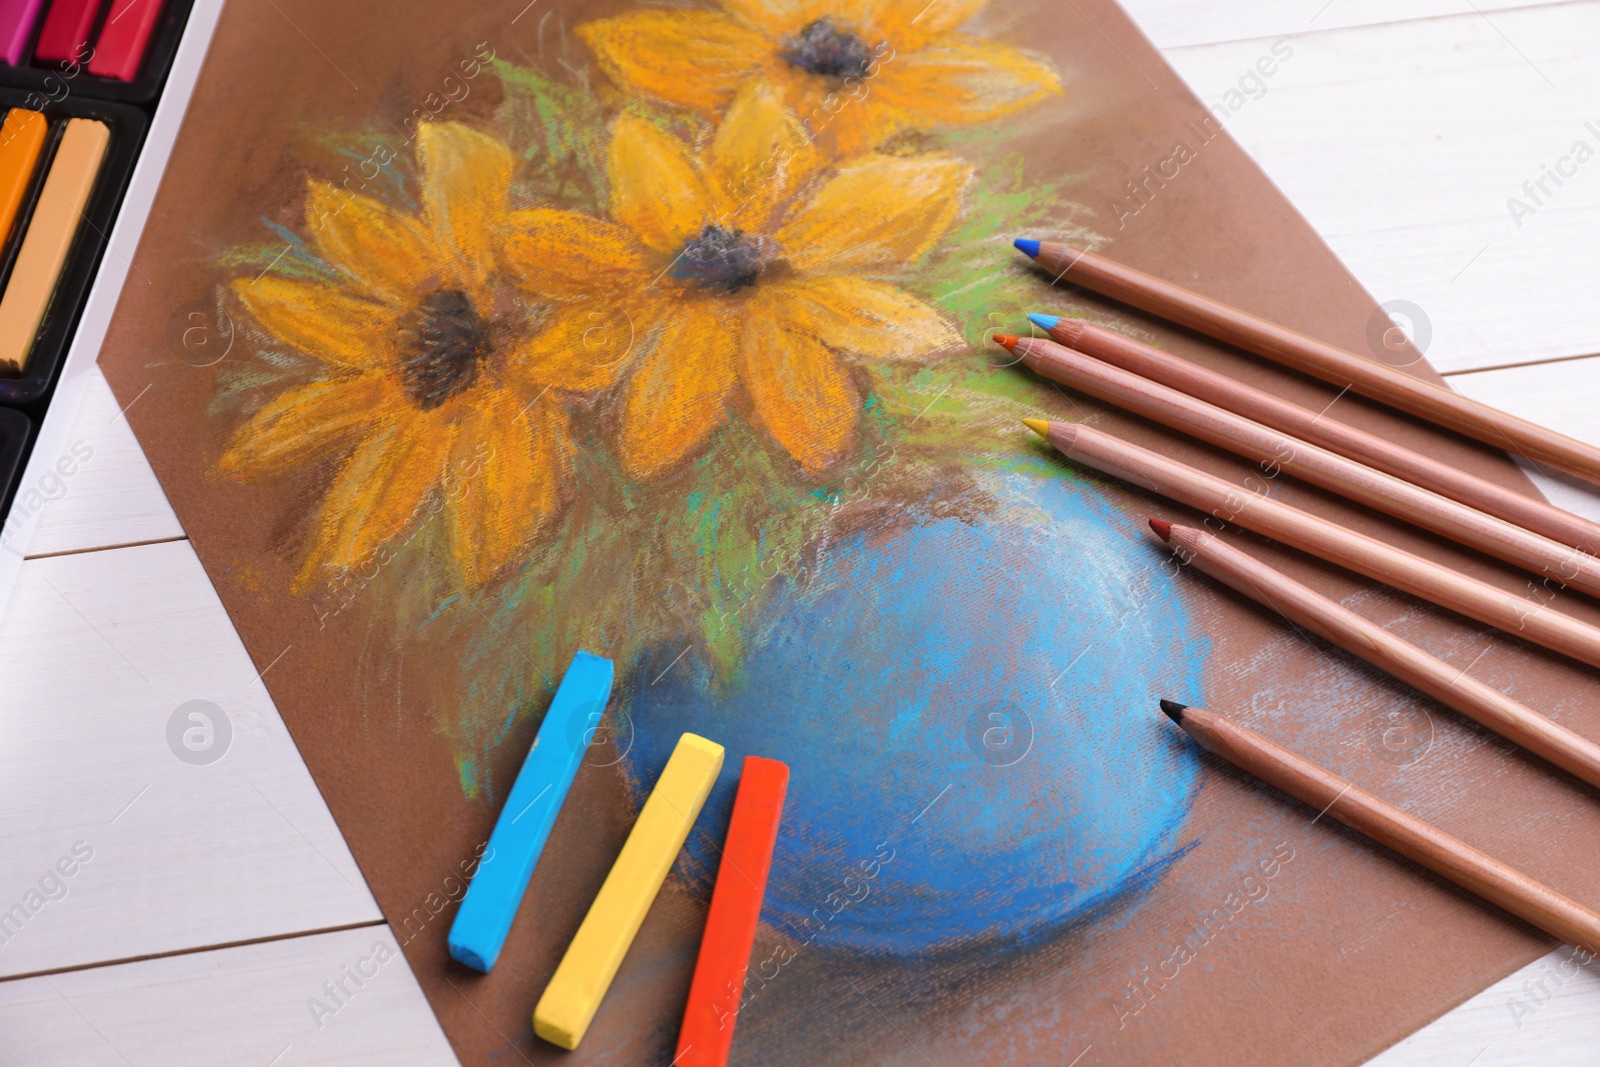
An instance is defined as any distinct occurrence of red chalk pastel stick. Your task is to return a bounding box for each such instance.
[675,756,788,1067]
[32,0,102,64]
[88,0,166,81]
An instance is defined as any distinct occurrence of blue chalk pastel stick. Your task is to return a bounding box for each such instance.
[448,650,615,972]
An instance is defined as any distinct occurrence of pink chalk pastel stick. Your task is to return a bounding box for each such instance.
[0,0,48,65]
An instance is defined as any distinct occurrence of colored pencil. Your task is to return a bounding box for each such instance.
[1160,699,1600,954]
[1023,419,1600,669]
[1024,314,1600,558]
[1015,239,1600,488]
[998,334,1600,598]
[448,650,615,974]
[0,119,109,375]
[675,756,789,1067]
[1154,520,1600,788]
[535,732,725,1051]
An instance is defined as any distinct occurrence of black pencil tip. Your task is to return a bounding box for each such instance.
[1159,699,1187,724]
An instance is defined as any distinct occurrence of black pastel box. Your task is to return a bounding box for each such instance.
[0,405,28,527]
[0,89,144,407]
[0,0,197,104]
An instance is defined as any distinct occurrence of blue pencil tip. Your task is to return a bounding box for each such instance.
[1013,238,1041,258]
[1028,313,1060,332]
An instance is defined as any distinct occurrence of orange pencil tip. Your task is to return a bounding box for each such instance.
[1148,518,1173,542]
[993,334,1020,350]
[1022,418,1050,438]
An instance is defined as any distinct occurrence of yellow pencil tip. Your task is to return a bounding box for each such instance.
[1023,418,1050,438]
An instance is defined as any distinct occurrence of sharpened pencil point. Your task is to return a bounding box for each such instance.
[1159,699,1187,723]
[993,334,1019,350]
[1022,418,1049,439]
[1013,238,1041,258]
[1148,518,1173,541]
[1028,313,1060,332]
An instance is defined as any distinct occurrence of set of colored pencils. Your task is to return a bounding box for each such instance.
[1008,239,1600,955]
[445,650,786,1063]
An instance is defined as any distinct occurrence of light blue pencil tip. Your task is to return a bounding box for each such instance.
[1013,238,1042,258]
[1028,313,1060,332]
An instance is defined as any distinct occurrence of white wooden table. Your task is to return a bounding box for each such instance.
[5,2,1600,1062]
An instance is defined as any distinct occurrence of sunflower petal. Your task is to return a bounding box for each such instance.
[305,182,438,303]
[296,410,456,589]
[768,277,960,360]
[577,12,765,114]
[609,113,715,254]
[418,122,512,294]
[776,153,969,271]
[219,374,393,477]
[803,94,890,157]
[872,0,991,45]
[233,277,393,368]
[874,38,1061,124]
[499,207,649,302]
[710,83,817,231]
[806,0,876,32]
[719,0,811,35]
[620,305,739,477]
[445,389,566,586]
[508,303,636,393]
[740,308,856,472]
[503,209,651,299]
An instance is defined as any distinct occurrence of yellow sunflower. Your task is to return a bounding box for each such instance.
[577,0,1059,156]
[219,122,618,590]
[501,87,966,478]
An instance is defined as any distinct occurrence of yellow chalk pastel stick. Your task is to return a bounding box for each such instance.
[534,732,725,1050]
[0,117,109,374]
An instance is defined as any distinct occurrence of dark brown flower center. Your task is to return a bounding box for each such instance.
[673,225,769,292]
[779,18,874,79]
[399,289,489,409]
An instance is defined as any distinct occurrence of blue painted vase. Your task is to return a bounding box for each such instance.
[624,469,1208,955]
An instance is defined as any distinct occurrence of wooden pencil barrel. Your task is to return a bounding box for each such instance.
[1182,706,1600,955]
[1018,338,1600,598]
[1170,524,1600,789]
[1045,422,1600,670]
[1048,318,1600,557]
[1034,242,1600,488]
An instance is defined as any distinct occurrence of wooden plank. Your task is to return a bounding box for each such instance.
[1447,356,1600,525]
[24,365,183,559]
[0,0,224,615]
[1368,944,1600,1065]
[0,541,379,979]
[1151,4,1600,373]
[0,925,457,1065]
[1119,0,1577,49]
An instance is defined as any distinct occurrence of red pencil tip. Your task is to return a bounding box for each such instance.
[993,334,1019,350]
[1148,518,1173,542]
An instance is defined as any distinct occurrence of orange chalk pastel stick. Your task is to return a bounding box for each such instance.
[0,109,47,248]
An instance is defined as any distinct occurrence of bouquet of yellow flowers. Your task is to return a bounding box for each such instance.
[210,0,1094,794]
